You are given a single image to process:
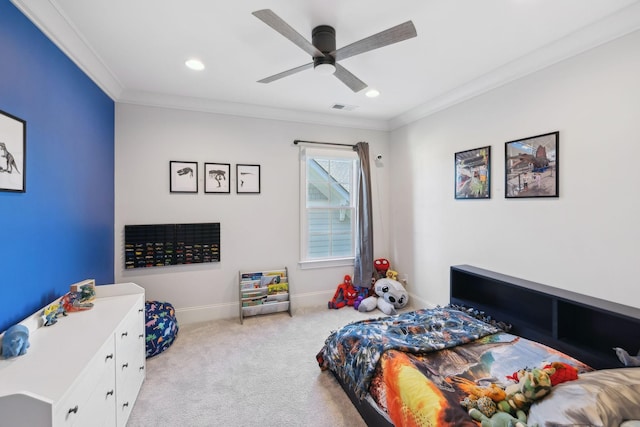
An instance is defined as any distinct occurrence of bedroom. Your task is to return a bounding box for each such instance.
[1,1,639,426]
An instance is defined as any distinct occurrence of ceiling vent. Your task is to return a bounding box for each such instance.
[331,103,358,111]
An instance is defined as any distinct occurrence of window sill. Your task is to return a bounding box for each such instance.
[298,258,354,270]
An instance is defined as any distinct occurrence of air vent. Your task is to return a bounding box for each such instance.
[331,104,358,111]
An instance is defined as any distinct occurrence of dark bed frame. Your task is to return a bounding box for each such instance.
[331,264,640,427]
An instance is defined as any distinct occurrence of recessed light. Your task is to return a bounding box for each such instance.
[365,88,380,98]
[185,58,205,71]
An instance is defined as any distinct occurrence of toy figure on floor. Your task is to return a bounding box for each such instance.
[373,258,390,281]
[358,275,408,315]
[328,275,358,309]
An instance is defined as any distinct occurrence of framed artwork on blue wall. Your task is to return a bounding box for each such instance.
[170,161,198,193]
[0,109,26,192]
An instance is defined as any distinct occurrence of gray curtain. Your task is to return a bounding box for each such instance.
[352,142,374,288]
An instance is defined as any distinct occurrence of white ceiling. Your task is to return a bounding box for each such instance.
[12,0,640,130]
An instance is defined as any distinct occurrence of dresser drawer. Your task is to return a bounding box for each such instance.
[53,336,115,426]
[69,361,116,427]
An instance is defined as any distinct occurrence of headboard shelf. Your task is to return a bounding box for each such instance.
[451,265,640,369]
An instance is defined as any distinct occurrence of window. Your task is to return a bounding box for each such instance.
[300,147,358,267]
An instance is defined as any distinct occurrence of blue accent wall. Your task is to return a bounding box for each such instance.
[0,1,114,332]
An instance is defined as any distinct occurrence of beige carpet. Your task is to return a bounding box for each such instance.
[127,305,399,427]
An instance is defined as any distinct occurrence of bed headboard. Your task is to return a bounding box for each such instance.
[450,265,640,369]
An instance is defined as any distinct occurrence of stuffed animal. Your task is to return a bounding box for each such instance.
[353,286,372,310]
[614,347,640,367]
[386,269,399,280]
[358,278,408,315]
[541,362,578,385]
[374,258,390,280]
[2,324,30,358]
[468,408,530,427]
[498,366,553,414]
[328,275,358,309]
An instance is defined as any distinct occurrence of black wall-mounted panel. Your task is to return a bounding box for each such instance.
[125,223,220,269]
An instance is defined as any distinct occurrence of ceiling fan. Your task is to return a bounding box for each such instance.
[252,9,417,93]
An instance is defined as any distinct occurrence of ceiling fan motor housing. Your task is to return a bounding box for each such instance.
[312,25,336,68]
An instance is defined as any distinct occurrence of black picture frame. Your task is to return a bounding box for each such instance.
[505,131,559,198]
[0,109,26,193]
[236,164,260,194]
[204,162,230,194]
[454,146,490,199]
[170,161,198,193]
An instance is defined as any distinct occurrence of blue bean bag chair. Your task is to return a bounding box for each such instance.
[145,300,179,358]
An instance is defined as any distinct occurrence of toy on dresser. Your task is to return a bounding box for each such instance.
[1,324,30,358]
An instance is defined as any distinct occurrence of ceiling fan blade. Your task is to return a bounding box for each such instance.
[258,62,314,84]
[333,63,367,93]
[252,9,324,58]
[333,21,417,61]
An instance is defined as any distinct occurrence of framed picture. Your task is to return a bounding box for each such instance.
[236,164,260,194]
[0,109,26,192]
[170,161,198,193]
[204,162,230,194]
[454,146,490,199]
[505,131,559,198]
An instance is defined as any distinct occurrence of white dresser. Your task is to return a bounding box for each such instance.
[0,282,146,427]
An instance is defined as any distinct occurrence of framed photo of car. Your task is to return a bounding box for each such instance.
[170,161,198,193]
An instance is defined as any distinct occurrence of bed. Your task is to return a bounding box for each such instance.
[317,265,640,426]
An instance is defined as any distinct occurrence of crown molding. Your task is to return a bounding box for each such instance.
[12,0,640,132]
[388,1,640,130]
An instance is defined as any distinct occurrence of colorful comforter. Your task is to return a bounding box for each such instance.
[317,307,592,426]
[316,307,500,399]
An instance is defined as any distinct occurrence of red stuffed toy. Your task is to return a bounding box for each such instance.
[542,362,578,386]
[374,258,390,280]
[328,275,358,309]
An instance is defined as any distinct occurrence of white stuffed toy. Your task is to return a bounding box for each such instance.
[358,278,408,315]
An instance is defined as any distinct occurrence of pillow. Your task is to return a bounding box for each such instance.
[527,368,640,427]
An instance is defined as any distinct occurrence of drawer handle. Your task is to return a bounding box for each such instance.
[122,362,129,369]
[139,365,145,371]
[138,308,144,313]
[121,332,128,338]
[123,402,129,408]
[107,390,114,397]
[105,353,114,361]
[139,334,144,338]
[68,405,79,415]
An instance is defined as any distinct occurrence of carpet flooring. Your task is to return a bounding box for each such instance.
[127,305,392,427]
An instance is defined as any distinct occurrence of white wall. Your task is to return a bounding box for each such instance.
[114,106,390,323]
[390,30,640,309]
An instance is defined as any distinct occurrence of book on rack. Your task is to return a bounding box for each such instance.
[267,282,288,295]
[240,279,261,290]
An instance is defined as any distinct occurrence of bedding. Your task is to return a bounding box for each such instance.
[527,368,640,427]
[317,307,592,426]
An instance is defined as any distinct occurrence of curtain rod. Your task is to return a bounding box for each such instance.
[293,139,355,148]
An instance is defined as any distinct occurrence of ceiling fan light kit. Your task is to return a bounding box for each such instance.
[252,9,416,93]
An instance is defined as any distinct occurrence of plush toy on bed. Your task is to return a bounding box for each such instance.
[498,366,554,415]
[358,277,408,315]
[468,407,530,427]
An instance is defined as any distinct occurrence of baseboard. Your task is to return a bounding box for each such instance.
[175,290,337,326]
[175,290,432,326]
